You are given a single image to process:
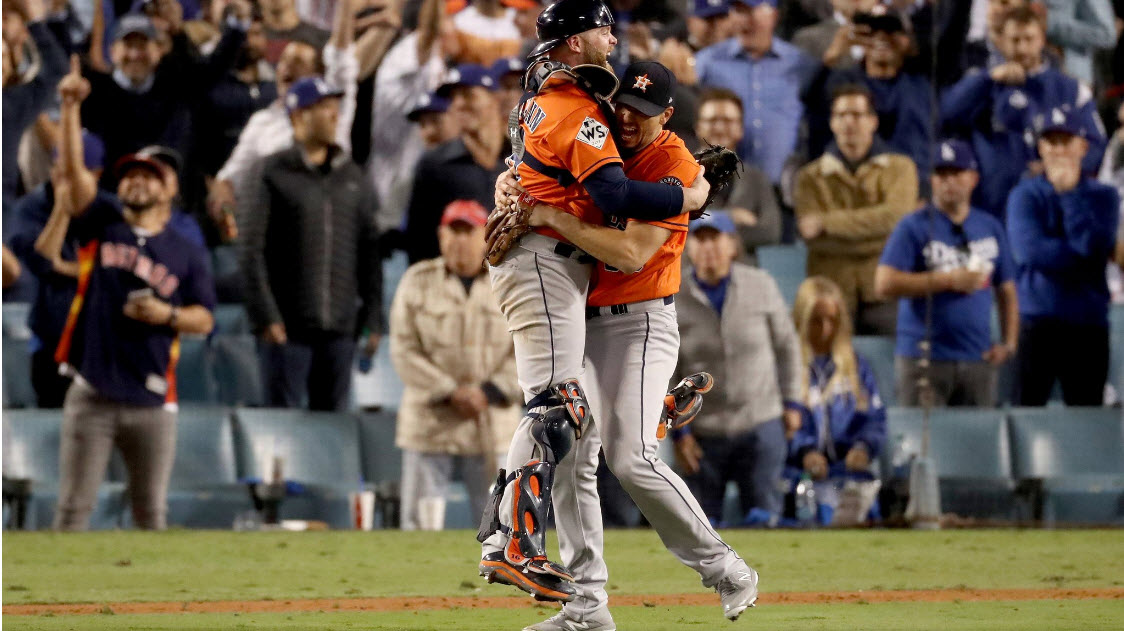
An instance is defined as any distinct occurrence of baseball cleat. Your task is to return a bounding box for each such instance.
[479,552,577,602]
[657,372,715,440]
[715,565,758,621]
[523,608,617,631]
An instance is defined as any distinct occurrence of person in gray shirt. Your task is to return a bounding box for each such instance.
[673,211,802,526]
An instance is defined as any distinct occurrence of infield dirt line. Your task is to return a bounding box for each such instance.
[5,587,1123,616]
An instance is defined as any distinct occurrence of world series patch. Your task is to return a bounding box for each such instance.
[576,117,609,149]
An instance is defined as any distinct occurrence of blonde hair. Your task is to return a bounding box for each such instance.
[792,276,868,410]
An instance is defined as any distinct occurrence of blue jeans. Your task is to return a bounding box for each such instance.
[685,418,786,525]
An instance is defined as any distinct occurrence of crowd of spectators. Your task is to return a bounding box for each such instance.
[2,0,1123,530]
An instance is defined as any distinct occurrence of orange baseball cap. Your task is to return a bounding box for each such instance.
[441,199,490,227]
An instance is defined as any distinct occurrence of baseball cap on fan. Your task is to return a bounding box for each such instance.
[614,61,676,117]
[933,139,978,172]
[113,13,157,42]
[693,0,730,18]
[441,199,490,227]
[435,64,497,98]
[690,210,736,234]
[1036,105,1087,139]
[285,76,344,113]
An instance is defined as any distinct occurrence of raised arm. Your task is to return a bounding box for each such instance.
[56,54,98,215]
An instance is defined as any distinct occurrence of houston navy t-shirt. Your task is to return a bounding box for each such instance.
[55,200,216,407]
[879,206,1015,361]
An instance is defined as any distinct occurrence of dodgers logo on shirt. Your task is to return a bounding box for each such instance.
[576,117,609,149]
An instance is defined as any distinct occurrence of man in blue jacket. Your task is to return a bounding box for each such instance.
[1006,105,1120,406]
[941,6,1106,218]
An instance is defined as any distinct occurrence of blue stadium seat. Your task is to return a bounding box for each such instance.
[852,335,897,407]
[2,409,125,529]
[211,334,263,407]
[1008,408,1123,477]
[2,303,35,409]
[163,406,249,528]
[756,244,805,307]
[233,409,364,528]
[1110,304,1124,397]
[884,407,1017,520]
[1008,407,1124,526]
[357,410,402,485]
[176,334,217,404]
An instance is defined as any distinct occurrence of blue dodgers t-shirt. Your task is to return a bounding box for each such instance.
[879,206,1015,361]
[56,199,216,407]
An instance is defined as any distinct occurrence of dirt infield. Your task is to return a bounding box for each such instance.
[6,587,1122,616]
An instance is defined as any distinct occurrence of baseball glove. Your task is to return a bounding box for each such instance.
[691,144,741,219]
[484,195,535,266]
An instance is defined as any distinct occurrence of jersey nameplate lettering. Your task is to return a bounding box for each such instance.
[576,117,609,149]
[524,100,547,133]
[659,176,683,187]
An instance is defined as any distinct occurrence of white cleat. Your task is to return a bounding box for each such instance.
[523,609,616,631]
[715,566,759,621]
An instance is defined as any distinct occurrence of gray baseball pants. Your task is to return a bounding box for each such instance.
[557,301,743,619]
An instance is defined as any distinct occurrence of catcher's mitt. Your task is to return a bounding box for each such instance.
[692,144,741,219]
[484,194,535,266]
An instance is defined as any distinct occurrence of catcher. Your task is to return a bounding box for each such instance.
[493,62,757,631]
[475,0,715,609]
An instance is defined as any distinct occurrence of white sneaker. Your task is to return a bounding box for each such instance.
[715,566,759,621]
[523,609,616,631]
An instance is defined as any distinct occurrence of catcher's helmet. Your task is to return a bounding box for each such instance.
[528,0,615,59]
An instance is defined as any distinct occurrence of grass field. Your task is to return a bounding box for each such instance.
[4,529,1124,630]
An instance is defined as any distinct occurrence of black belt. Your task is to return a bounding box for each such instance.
[554,242,596,264]
[586,295,674,319]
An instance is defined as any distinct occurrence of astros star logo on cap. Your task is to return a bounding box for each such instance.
[632,74,652,92]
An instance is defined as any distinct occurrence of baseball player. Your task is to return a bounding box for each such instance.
[476,0,713,604]
[510,62,758,631]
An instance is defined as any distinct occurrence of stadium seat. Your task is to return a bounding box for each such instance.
[176,334,217,404]
[1110,304,1124,397]
[357,410,402,485]
[852,335,897,407]
[163,406,249,529]
[2,409,125,529]
[1008,407,1124,526]
[2,302,35,409]
[756,244,805,307]
[884,407,1017,520]
[233,409,364,528]
[211,334,263,407]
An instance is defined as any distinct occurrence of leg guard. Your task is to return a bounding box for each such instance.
[657,372,715,441]
[476,468,509,543]
[505,406,576,581]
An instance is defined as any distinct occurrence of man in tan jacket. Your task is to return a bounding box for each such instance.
[389,199,521,530]
[794,83,918,335]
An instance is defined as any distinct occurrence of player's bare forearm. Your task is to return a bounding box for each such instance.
[533,205,669,273]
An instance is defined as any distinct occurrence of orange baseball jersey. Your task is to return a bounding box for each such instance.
[587,130,698,307]
[516,81,623,243]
